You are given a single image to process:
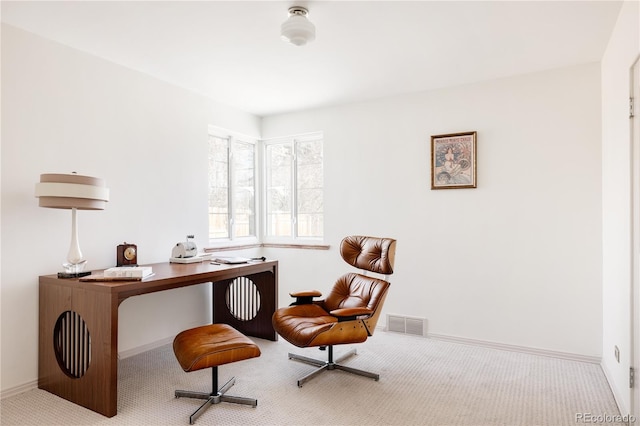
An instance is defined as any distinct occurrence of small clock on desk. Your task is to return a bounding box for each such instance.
[116,243,137,266]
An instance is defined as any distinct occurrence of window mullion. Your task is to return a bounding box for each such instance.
[292,140,298,238]
[228,137,234,240]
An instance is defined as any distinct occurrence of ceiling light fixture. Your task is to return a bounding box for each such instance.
[281,6,315,46]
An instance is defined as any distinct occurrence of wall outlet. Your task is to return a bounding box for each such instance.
[614,345,620,363]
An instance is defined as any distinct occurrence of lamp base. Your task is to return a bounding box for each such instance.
[63,260,87,274]
[57,271,92,279]
[59,260,90,278]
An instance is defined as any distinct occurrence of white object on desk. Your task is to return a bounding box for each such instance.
[169,253,212,264]
[171,235,198,259]
[104,266,153,278]
[212,256,251,264]
[170,256,203,264]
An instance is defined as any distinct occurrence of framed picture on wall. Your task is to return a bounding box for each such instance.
[431,131,477,189]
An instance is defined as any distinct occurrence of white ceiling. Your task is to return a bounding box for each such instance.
[1,1,623,117]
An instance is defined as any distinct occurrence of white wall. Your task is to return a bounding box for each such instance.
[263,63,603,358]
[0,24,260,392]
[601,0,640,415]
[1,21,606,396]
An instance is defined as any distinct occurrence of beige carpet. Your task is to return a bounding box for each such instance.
[1,331,624,425]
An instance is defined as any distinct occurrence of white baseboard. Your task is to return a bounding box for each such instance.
[118,335,175,360]
[0,379,38,400]
[425,332,602,364]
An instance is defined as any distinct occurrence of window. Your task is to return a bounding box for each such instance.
[264,132,323,241]
[208,128,323,245]
[208,128,257,241]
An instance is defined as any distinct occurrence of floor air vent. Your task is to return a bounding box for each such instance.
[385,314,427,336]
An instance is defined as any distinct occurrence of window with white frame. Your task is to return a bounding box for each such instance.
[208,128,257,241]
[263,132,323,241]
[208,128,323,245]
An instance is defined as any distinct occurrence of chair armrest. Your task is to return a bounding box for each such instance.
[289,290,322,305]
[329,307,374,321]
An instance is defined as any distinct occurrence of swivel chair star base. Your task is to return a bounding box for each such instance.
[289,345,379,387]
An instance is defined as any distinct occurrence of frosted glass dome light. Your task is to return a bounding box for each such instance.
[281,6,315,46]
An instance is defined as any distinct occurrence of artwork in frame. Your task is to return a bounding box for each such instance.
[430,131,477,189]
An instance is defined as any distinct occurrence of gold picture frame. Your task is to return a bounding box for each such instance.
[431,131,477,189]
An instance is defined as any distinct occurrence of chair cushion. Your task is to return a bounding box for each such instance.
[173,323,261,372]
[272,303,338,347]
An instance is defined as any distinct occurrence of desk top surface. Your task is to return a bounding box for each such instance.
[39,259,278,298]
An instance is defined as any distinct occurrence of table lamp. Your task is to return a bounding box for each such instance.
[35,173,109,277]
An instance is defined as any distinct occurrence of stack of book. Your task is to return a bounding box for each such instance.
[80,266,154,282]
[104,266,153,279]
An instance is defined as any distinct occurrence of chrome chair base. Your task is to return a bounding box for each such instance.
[175,374,257,424]
[288,346,380,387]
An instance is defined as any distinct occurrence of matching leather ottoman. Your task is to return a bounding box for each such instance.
[173,323,261,424]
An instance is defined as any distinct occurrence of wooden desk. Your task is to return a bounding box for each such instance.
[38,260,278,418]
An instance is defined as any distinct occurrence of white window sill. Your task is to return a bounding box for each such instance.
[262,242,330,250]
[204,241,330,252]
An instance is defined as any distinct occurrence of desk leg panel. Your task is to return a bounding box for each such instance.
[39,282,71,392]
[212,269,277,341]
[39,281,118,417]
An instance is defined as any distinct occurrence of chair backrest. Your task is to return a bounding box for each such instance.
[340,235,396,275]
